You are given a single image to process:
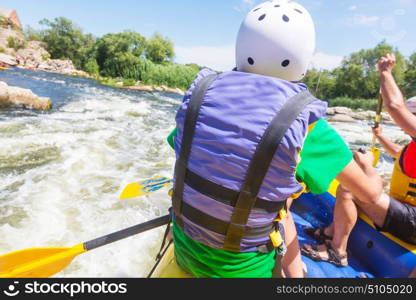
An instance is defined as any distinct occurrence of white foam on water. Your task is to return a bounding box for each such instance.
[330,120,409,179]
[0,77,175,277]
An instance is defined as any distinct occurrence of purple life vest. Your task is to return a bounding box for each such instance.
[173,69,327,252]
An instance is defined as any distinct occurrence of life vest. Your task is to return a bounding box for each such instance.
[172,69,327,253]
[390,145,416,206]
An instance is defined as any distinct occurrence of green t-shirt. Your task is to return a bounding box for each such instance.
[297,119,353,194]
[168,118,352,277]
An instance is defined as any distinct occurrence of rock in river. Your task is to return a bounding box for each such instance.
[328,114,355,123]
[0,81,52,110]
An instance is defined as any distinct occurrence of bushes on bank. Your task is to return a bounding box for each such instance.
[84,59,100,76]
[100,53,198,90]
[7,36,27,51]
[327,97,378,110]
[122,78,136,86]
[140,62,198,90]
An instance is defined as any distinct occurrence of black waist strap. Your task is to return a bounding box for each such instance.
[175,200,284,238]
[185,169,282,214]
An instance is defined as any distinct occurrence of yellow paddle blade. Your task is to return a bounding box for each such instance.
[120,176,173,200]
[0,244,86,278]
[370,147,381,167]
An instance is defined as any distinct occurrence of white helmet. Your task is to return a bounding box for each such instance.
[236,0,316,82]
[405,97,416,114]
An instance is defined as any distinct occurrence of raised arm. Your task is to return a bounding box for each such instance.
[378,53,416,137]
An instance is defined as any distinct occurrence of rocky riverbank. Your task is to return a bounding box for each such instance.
[1,27,185,96]
[17,41,88,76]
[0,26,87,76]
[119,84,184,95]
[327,106,393,123]
[0,81,52,110]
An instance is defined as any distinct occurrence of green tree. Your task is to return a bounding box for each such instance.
[78,33,96,69]
[38,17,96,69]
[404,53,416,98]
[302,69,337,100]
[335,42,406,99]
[84,58,100,76]
[95,31,147,70]
[101,52,156,81]
[102,52,140,78]
[24,25,43,41]
[145,33,175,63]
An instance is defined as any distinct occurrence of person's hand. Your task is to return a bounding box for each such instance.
[377,53,396,74]
[372,126,383,137]
[353,150,374,169]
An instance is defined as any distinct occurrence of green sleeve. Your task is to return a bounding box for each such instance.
[296,119,353,195]
[167,127,178,149]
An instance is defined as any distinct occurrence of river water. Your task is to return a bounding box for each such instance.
[0,68,409,277]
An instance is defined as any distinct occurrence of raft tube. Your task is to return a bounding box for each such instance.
[153,191,416,278]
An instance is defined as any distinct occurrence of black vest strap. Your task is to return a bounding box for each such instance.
[179,201,279,238]
[172,74,218,227]
[185,169,283,214]
[399,144,409,172]
[223,91,318,251]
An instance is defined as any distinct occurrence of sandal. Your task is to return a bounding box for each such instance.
[301,241,348,268]
[304,227,333,244]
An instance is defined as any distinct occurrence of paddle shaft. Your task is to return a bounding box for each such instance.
[83,215,170,251]
[372,93,384,148]
[315,68,323,95]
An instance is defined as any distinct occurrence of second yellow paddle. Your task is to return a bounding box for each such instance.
[120,176,173,200]
[370,92,384,166]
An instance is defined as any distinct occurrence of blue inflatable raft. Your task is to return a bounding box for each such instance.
[154,184,416,278]
[294,189,416,278]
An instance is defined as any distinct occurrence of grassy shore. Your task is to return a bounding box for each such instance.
[327,97,378,110]
[65,71,186,95]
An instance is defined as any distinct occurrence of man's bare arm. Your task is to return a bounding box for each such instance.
[372,126,403,158]
[379,53,416,137]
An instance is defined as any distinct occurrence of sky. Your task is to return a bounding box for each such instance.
[2,0,416,71]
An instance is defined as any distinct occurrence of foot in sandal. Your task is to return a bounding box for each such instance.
[301,241,348,267]
[304,227,333,244]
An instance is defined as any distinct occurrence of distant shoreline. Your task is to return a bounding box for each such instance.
[16,65,186,96]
